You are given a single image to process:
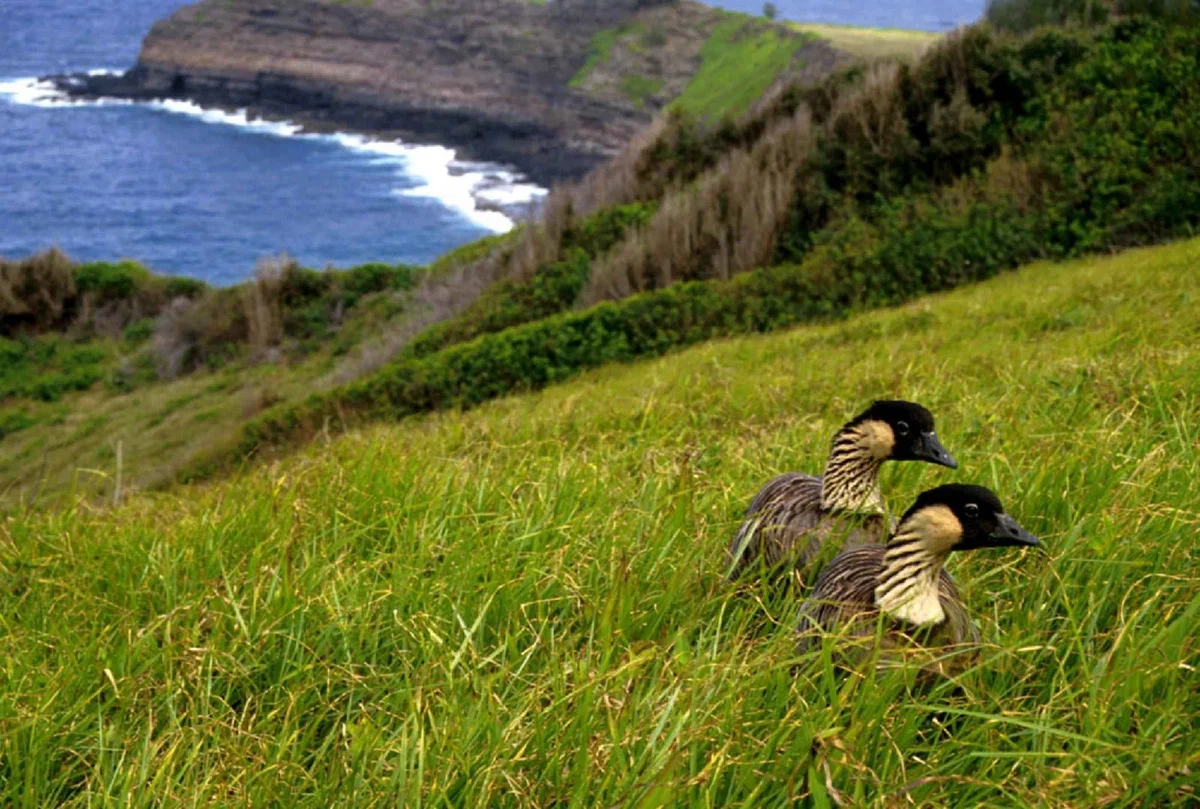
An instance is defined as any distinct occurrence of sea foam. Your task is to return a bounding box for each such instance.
[0,73,546,233]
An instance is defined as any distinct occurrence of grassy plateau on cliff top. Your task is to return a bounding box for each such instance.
[2,237,1197,805]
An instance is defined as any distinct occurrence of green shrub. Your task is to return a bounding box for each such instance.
[986,0,1110,32]
[342,262,416,297]
[2,251,209,339]
[399,203,656,362]
[162,275,208,299]
[123,318,155,344]
[59,345,108,370]
[1117,0,1200,23]
[0,410,36,439]
[0,337,110,403]
[234,187,1044,455]
[1026,20,1200,251]
[988,0,1200,31]
[74,260,153,302]
[0,338,23,367]
[25,368,105,403]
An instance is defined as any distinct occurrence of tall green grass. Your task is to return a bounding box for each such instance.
[569,25,631,89]
[670,18,812,120]
[1,239,1198,805]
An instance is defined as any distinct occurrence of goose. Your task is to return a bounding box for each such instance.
[726,400,957,584]
[795,483,1040,673]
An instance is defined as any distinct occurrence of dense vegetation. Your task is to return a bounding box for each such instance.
[221,17,1200,470]
[2,239,1197,804]
[0,251,428,500]
[986,0,1199,31]
[0,252,418,395]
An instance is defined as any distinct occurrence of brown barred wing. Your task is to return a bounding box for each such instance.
[795,549,984,676]
[725,473,824,580]
[794,545,886,652]
[726,474,888,583]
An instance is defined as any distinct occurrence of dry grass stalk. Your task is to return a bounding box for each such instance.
[326,244,518,384]
[244,255,288,360]
[0,248,76,335]
[828,62,907,160]
[580,106,815,305]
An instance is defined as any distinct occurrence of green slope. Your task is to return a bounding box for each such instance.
[670,16,815,119]
[2,238,1198,805]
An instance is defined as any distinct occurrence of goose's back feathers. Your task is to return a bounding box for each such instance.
[726,473,888,582]
[795,545,981,673]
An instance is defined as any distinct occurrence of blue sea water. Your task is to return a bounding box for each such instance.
[0,0,543,285]
[1,0,986,286]
[707,0,987,31]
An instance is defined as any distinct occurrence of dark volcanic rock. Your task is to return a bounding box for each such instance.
[46,0,728,186]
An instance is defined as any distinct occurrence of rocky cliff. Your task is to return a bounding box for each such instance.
[49,0,837,185]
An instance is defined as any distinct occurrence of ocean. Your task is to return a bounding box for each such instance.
[708,0,986,31]
[0,0,986,286]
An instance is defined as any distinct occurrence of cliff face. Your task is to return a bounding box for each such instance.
[52,0,835,185]
[54,0,691,183]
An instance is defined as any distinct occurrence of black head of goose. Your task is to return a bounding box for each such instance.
[795,482,1040,674]
[726,400,958,582]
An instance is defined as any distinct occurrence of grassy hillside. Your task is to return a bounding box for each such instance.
[551,3,831,123]
[667,16,817,119]
[0,252,435,507]
[2,238,1197,805]
[788,21,938,60]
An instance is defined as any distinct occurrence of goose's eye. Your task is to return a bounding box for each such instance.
[896,421,910,437]
[964,503,979,518]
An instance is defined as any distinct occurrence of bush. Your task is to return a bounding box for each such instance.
[988,0,1200,31]
[24,368,105,403]
[73,260,153,302]
[0,336,112,404]
[0,248,77,335]
[397,203,656,362]
[1117,0,1200,23]
[0,410,37,439]
[3,246,414,377]
[0,250,214,340]
[1026,20,1200,251]
[123,318,155,344]
[233,175,1046,456]
[341,262,415,297]
[580,25,1101,301]
[986,0,1110,32]
[152,291,248,379]
[163,275,208,299]
[149,256,421,376]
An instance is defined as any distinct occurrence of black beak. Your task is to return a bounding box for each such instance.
[987,513,1041,548]
[916,431,958,469]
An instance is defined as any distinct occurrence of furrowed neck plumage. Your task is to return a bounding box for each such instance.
[820,422,888,514]
[874,505,961,627]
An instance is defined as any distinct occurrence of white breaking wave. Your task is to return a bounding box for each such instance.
[0,73,546,233]
[0,75,133,107]
[152,97,307,138]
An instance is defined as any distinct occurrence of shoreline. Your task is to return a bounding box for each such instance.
[5,72,549,233]
[45,66,608,190]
